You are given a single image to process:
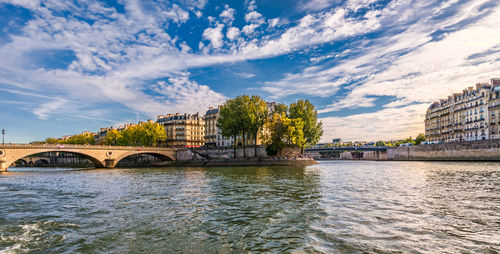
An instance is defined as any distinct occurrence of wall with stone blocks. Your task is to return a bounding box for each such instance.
[177,146,269,161]
[387,140,500,161]
[339,151,387,160]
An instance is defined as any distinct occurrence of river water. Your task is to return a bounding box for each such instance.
[0,161,499,253]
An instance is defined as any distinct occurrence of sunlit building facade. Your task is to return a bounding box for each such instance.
[157,113,205,147]
[204,107,234,147]
[425,78,500,142]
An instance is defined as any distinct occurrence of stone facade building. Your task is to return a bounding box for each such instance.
[204,107,234,147]
[425,78,500,142]
[157,113,205,147]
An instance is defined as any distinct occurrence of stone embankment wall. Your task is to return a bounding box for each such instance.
[177,146,269,161]
[176,146,304,161]
[387,140,500,161]
[339,151,387,160]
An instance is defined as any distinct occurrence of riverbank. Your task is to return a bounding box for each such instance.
[153,158,318,167]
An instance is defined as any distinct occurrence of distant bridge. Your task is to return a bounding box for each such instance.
[305,146,388,152]
[0,144,178,171]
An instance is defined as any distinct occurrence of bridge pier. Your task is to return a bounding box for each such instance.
[0,160,7,172]
[104,159,116,169]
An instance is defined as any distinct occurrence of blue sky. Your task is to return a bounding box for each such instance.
[0,0,499,143]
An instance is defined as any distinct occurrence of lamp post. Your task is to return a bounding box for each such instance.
[1,129,4,145]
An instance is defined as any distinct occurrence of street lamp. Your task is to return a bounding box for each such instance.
[1,129,4,145]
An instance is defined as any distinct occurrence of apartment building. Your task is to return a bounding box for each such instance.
[157,113,205,147]
[425,78,500,142]
[204,107,234,147]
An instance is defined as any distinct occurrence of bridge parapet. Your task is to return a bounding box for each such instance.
[0,144,176,151]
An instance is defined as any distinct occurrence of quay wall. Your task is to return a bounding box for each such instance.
[387,140,500,161]
[339,151,387,160]
[177,146,269,161]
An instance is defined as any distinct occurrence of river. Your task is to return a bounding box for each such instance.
[0,161,499,253]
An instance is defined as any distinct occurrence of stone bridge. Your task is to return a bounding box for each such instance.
[0,144,178,171]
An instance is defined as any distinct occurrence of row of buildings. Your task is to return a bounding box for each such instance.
[156,102,276,147]
[70,102,276,147]
[425,78,500,142]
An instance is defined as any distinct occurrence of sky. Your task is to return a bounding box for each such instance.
[0,0,499,143]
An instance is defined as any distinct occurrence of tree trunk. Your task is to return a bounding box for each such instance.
[233,135,236,159]
[254,133,258,158]
[242,131,246,158]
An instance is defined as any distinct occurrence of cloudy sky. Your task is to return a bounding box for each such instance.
[0,0,499,143]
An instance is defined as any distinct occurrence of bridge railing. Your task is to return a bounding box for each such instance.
[0,144,175,151]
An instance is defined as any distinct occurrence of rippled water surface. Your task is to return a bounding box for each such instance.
[1,161,499,253]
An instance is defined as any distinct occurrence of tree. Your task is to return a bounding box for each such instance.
[45,137,61,144]
[289,100,323,151]
[62,133,95,145]
[105,129,122,145]
[142,122,167,146]
[414,133,425,145]
[218,96,252,158]
[272,103,288,115]
[105,123,166,146]
[263,112,306,157]
[375,141,386,147]
[248,95,269,157]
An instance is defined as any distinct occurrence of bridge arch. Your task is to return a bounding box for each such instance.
[113,151,174,167]
[15,159,28,167]
[34,158,50,166]
[4,150,105,170]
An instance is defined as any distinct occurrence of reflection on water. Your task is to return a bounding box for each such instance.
[0,161,499,253]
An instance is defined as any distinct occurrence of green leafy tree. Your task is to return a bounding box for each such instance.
[218,98,239,157]
[105,123,166,146]
[142,122,167,146]
[375,141,386,147]
[105,129,122,145]
[63,133,95,145]
[289,99,323,151]
[264,112,306,156]
[414,133,425,145]
[272,103,288,115]
[45,137,61,144]
[248,95,269,157]
[218,95,254,158]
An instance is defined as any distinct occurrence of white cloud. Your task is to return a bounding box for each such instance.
[162,4,190,24]
[194,10,203,18]
[242,23,260,35]
[32,98,67,120]
[245,11,264,24]
[263,67,348,98]
[202,23,225,48]
[179,42,192,53]
[226,27,240,41]
[151,75,227,113]
[246,0,257,12]
[235,72,256,78]
[219,5,236,25]
[268,18,280,28]
[299,0,334,11]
